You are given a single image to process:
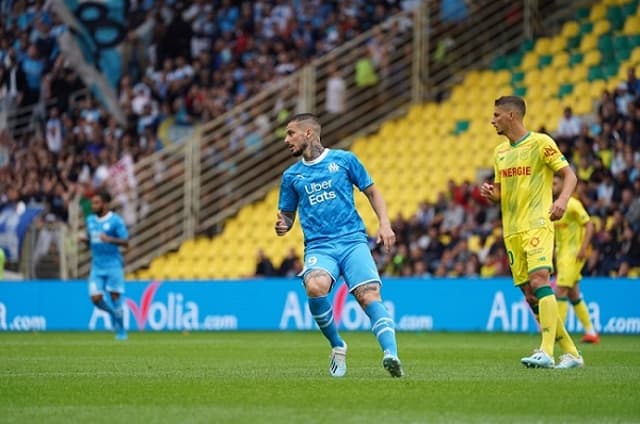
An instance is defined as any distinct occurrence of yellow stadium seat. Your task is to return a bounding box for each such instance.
[526,85,544,103]
[543,98,562,120]
[523,69,542,87]
[583,50,603,67]
[579,33,598,52]
[407,104,424,121]
[561,21,580,38]
[464,70,482,86]
[623,16,640,35]
[520,51,539,71]
[478,70,497,87]
[542,84,558,100]
[534,37,552,55]
[589,3,607,21]
[573,98,593,115]
[568,64,589,83]
[549,36,567,54]
[590,80,608,98]
[493,70,511,86]
[573,80,590,97]
[554,67,572,84]
[552,51,569,68]
[592,19,611,37]
[134,269,149,280]
[616,64,631,84]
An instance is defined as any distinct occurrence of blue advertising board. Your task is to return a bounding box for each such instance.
[0,278,638,333]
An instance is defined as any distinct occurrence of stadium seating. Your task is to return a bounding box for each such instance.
[133,0,640,280]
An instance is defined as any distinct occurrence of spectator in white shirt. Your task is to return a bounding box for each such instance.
[557,106,581,140]
[45,107,63,155]
[325,64,346,115]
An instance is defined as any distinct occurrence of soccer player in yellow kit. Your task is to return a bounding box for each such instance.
[552,175,599,343]
[481,96,584,369]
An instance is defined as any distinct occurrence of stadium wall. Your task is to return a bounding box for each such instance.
[0,278,638,334]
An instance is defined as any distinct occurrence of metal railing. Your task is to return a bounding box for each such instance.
[64,0,591,278]
[3,88,91,139]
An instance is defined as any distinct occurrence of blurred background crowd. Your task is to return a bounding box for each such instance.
[0,0,638,280]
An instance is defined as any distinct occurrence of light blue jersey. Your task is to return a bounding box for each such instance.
[86,211,128,270]
[279,148,380,291]
[86,210,128,335]
[278,149,372,247]
[278,146,400,368]
[86,211,128,296]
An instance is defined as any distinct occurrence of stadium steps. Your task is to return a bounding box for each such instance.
[131,0,640,280]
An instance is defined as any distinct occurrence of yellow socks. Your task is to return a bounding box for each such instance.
[532,290,581,358]
[535,286,558,357]
[557,296,569,324]
[555,315,580,357]
[572,298,595,333]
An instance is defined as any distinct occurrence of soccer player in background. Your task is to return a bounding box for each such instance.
[552,175,599,344]
[82,191,129,340]
[480,96,584,369]
[275,113,403,377]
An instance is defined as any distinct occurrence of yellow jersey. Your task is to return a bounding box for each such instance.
[493,131,569,236]
[554,197,590,257]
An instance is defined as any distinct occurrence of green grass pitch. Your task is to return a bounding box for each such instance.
[1,332,639,423]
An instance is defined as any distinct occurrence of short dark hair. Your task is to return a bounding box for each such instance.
[289,113,321,135]
[96,190,112,204]
[289,113,319,124]
[495,96,526,117]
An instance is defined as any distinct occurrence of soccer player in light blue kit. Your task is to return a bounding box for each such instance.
[83,191,129,340]
[276,114,403,377]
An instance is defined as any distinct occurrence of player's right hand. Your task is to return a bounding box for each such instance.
[275,212,290,236]
[480,183,495,201]
[377,224,396,254]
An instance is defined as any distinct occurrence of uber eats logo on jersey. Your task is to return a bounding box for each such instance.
[305,180,337,205]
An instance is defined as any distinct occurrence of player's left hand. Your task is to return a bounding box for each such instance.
[549,198,568,221]
[576,247,587,261]
[275,212,291,236]
[99,233,112,243]
[377,224,396,253]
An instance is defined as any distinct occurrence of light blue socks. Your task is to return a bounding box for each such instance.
[308,296,344,348]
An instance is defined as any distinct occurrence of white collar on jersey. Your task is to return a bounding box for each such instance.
[302,148,329,166]
[96,211,113,222]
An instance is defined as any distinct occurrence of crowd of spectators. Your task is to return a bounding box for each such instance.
[0,1,637,279]
[0,0,416,272]
[256,66,640,279]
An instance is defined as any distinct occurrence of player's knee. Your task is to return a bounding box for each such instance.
[519,283,538,309]
[555,286,569,297]
[110,292,121,301]
[90,294,103,305]
[525,294,538,309]
[528,269,550,289]
[304,270,332,297]
[353,282,381,307]
[568,285,581,301]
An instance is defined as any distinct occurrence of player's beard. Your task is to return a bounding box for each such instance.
[290,140,307,157]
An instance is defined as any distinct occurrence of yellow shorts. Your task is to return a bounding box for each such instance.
[504,227,554,286]
[555,255,585,288]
